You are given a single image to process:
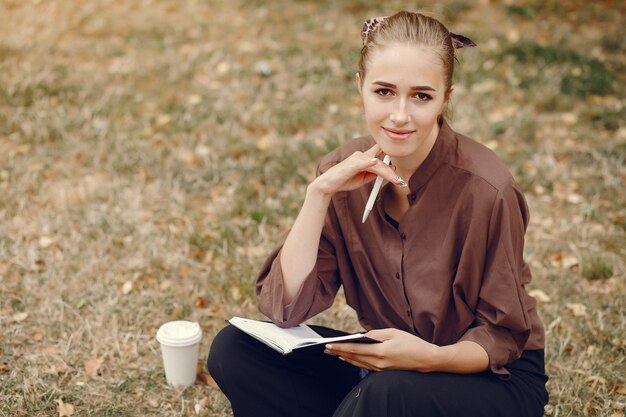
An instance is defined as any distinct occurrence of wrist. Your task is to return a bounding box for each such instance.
[306,179,334,202]
[423,341,489,374]
[418,344,445,373]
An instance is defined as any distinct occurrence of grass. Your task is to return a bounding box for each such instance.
[0,0,624,416]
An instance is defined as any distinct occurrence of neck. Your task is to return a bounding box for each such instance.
[390,123,440,182]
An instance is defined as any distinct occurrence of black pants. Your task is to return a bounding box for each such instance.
[207,325,549,417]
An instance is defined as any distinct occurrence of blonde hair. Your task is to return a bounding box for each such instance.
[358,11,456,92]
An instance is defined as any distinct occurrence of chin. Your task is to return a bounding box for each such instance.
[377,142,417,158]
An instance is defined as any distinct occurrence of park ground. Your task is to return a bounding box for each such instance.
[0,0,624,416]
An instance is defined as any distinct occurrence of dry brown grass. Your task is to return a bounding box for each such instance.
[0,0,624,416]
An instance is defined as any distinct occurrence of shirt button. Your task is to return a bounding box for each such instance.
[400,232,406,240]
[406,309,411,317]
[395,272,400,280]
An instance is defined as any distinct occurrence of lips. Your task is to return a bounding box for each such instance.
[382,127,415,140]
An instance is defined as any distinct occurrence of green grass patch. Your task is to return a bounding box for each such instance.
[507,5,538,18]
[581,255,614,281]
[502,41,615,96]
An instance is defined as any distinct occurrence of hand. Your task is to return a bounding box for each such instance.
[325,328,439,372]
[309,144,406,196]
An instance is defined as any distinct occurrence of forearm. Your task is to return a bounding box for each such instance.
[428,340,489,373]
[279,183,332,305]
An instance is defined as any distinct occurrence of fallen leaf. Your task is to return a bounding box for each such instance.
[230,285,241,301]
[216,61,230,74]
[12,312,28,322]
[256,137,270,152]
[156,114,171,127]
[187,94,202,105]
[548,253,578,269]
[56,399,74,417]
[177,149,196,165]
[566,303,587,317]
[195,145,211,157]
[196,363,216,387]
[84,358,103,377]
[484,140,498,150]
[209,304,223,315]
[39,236,55,248]
[121,281,133,295]
[586,375,607,385]
[561,112,578,125]
[528,289,551,303]
[194,296,208,308]
[561,255,579,269]
[141,275,154,288]
[566,193,584,204]
[254,60,272,76]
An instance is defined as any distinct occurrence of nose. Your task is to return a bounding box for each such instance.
[389,98,409,125]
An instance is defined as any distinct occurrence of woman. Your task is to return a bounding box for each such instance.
[208,11,548,417]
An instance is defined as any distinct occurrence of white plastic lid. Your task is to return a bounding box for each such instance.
[156,321,202,347]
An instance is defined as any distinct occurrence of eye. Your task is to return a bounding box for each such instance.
[414,92,432,101]
[374,88,393,96]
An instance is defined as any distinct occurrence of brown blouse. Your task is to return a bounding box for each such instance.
[256,121,545,375]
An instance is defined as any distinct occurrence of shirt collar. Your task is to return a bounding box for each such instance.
[375,120,454,214]
[406,119,453,192]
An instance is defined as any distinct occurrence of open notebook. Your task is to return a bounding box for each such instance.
[228,317,379,355]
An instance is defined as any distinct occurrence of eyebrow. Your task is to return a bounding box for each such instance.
[372,81,436,91]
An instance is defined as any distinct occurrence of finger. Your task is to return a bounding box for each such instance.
[326,342,379,356]
[365,161,407,188]
[363,144,381,157]
[365,329,395,341]
[338,355,379,371]
[336,153,379,181]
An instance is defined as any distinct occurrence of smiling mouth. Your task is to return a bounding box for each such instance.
[382,127,415,138]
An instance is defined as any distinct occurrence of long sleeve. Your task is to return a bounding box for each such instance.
[458,180,536,376]
[256,199,343,328]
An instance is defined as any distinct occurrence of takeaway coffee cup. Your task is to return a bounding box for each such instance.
[156,320,202,387]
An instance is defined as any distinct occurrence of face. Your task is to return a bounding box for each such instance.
[358,43,450,167]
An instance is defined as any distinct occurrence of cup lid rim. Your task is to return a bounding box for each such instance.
[156,320,202,347]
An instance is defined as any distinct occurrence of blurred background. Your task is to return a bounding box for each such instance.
[0,0,624,416]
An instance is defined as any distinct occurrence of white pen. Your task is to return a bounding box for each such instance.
[362,154,391,223]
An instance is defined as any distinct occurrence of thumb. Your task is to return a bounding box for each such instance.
[365,328,396,341]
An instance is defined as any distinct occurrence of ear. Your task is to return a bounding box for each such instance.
[355,72,363,95]
[442,86,454,109]
[445,86,454,102]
